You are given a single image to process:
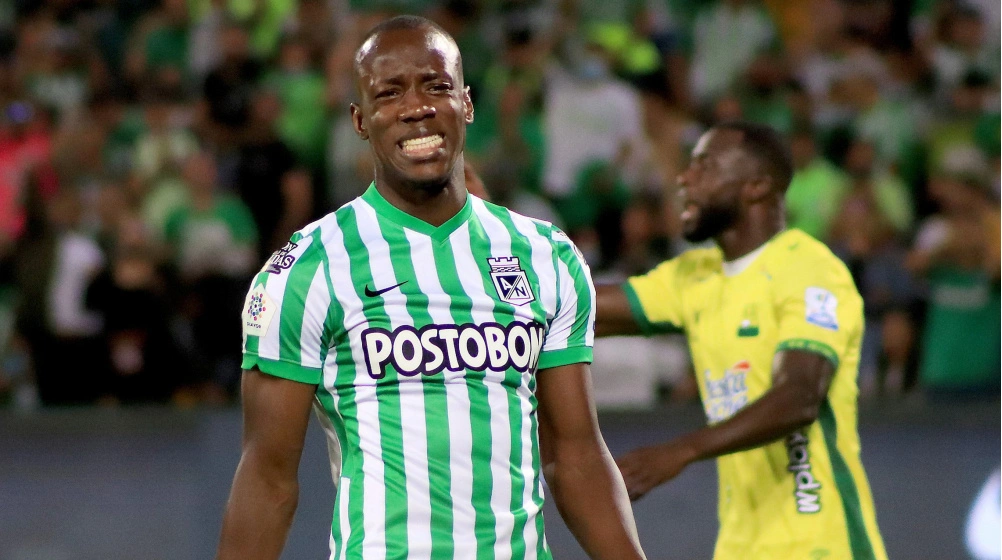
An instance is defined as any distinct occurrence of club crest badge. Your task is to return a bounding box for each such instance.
[488,256,535,306]
[263,241,298,274]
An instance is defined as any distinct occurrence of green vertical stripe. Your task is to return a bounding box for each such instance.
[314,213,366,556]
[553,238,592,349]
[531,222,557,560]
[819,400,877,560]
[310,227,350,557]
[243,271,275,358]
[436,226,498,560]
[278,232,325,363]
[338,206,410,558]
[481,204,549,325]
[482,205,548,559]
[330,210,372,557]
[525,356,547,560]
[380,221,455,559]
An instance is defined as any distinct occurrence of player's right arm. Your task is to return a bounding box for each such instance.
[216,370,316,560]
[218,230,334,560]
[595,257,686,337]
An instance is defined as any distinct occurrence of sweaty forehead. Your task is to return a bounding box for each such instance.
[357,28,461,81]
[694,129,744,157]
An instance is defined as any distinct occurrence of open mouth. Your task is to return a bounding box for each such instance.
[681,203,699,221]
[399,134,444,159]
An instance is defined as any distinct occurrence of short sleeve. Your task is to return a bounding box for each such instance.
[241,230,334,385]
[538,230,595,370]
[624,258,686,335]
[774,256,862,369]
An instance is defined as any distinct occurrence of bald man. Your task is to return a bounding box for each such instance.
[596,122,888,559]
[217,16,646,560]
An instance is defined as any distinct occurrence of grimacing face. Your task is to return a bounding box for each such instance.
[351,27,474,191]
[676,129,750,242]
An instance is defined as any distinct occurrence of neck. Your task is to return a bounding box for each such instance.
[375,162,468,227]
[716,203,785,261]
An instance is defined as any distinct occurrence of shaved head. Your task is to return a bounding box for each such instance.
[353,15,464,92]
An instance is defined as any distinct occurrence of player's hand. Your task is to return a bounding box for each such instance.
[615,441,696,501]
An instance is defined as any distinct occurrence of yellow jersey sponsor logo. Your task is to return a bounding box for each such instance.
[704,360,750,422]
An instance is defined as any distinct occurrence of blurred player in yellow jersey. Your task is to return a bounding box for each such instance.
[596,122,888,560]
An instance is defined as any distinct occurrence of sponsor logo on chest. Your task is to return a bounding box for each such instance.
[704,360,750,422]
[361,321,545,380]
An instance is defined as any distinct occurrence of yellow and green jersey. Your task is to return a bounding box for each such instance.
[626,229,887,560]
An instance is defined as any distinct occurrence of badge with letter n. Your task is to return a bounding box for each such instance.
[488,256,535,306]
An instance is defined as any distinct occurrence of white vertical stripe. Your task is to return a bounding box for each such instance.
[482,205,548,558]
[258,234,315,359]
[455,203,516,559]
[541,256,580,352]
[300,264,332,368]
[354,199,433,559]
[318,349,348,559]
[584,262,597,348]
[319,340,357,560]
[336,477,351,560]
[324,220,387,560]
[509,215,559,322]
[405,228,478,558]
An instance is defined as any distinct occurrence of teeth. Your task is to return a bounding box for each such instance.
[401,135,443,153]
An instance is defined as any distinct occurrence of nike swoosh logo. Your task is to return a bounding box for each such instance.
[364,281,408,298]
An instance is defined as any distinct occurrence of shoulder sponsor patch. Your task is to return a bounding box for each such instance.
[243,286,277,337]
[263,241,298,274]
[804,287,838,331]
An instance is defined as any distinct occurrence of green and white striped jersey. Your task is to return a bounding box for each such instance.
[240,184,596,560]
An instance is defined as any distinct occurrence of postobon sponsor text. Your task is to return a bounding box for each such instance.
[362,321,545,379]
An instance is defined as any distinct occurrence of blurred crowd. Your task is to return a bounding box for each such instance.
[0,0,997,408]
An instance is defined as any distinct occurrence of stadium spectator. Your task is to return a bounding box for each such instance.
[165,151,257,400]
[15,189,107,406]
[199,21,260,144]
[907,149,1001,398]
[234,90,313,261]
[784,127,848,240]
[689,0,777,103]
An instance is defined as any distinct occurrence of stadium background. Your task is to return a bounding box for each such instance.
[0,0,997,558]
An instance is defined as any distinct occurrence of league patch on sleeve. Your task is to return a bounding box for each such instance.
[243,286,277,337]
[804,287,838,331]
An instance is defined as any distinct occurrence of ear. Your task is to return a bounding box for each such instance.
[743,175,774,203]
[463,86,474,124]
[350,103,368,140]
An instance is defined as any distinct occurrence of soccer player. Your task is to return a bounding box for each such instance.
[595,122,888,560]
[217,16,646,560]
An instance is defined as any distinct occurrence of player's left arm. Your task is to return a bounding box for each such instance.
[618,350,834,500]
[538,228,646,559]
[538,361,647,560]
[618,253,851,500]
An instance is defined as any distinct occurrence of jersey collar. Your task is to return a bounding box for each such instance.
[361,182,473,242]
[721,238,771,277]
